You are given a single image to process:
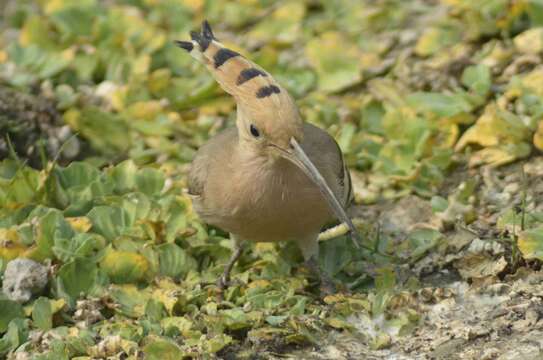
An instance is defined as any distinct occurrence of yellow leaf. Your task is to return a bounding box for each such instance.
[248,2,305,44]
[434,122,459,149]
[0,246,27,262]
[66,217,92,233]
[19,16,51,47]
[160,317,193,336]
[415,27,459,57]
[110,86,128,112]
[63,108,81,130]
[61,48,75,62]
[514,27,543,54]
[507,68,543,98]
[323,294,347,305]
[177,0,204,12]
[247,279,271,290]
[125,101,164,121]
[152,279,181,314]
[519,227,543,260]
[43,0,68,14]
[100,249,149,283]
[456,104,531,155]
[534,120,543,151]
[148,69,171,95]
[480,41,513,68]
[133,55,151,77]
[0,229,27,261]
[326,317,353,330]
[0,228,21,243]
[50,298,66,313]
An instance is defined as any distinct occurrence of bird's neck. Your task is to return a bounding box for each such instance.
[236,137,273,166]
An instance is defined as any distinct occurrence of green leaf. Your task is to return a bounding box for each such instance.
[87,205,133,241]
[220,308,251,330]
[163,200,187,243]
[157,243,196,279]
[56,162,101,189]
[160,317,192,335]
[265,315,288,326]
[32,297,53,330]
[0,318,29,357]
[145,299,167,323]
[247,2,305,44]
[407,228,443,260]
[63,107,131,156]
[407,92,473,118]
[109,285,149,318]
[55,258,98,306]
[0,300,25,332]
[415,26,461,56]
[121,192,151,223]
[110,160,138,194]
[0,165,40,208]
[143,338,184,360]
[305,31,362,92]
[50,5,97,39]
[319,236,354,276]
[462,64,491,96]
[53,232,106,263]
[201,333,233,353]
[431,196,449,213]
[135,168,165,196]
[35,209,73,260]
[375,267,396,292]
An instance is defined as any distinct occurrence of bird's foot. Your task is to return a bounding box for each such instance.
[215,241,244,294]
[216,274,230,291]
[319,273,337,296]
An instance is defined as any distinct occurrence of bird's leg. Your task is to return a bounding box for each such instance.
[297,236,336,295]
[217,235,243,291]
[305,256,336,295]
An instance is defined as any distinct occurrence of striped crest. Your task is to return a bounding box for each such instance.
[174,21,302,140]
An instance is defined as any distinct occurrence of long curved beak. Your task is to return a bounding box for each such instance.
[276,138,360,248]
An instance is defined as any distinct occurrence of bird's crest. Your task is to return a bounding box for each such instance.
[175,21,302,137]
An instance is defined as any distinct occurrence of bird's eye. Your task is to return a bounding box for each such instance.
[250,124,260,138]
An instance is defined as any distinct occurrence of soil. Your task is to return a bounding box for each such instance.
[266,156,543,360]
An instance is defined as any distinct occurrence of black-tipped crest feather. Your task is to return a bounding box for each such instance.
[202,20,215,40]
[190,30,211,52]
[174,40,193,52]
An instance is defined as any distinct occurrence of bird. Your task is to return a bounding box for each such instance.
[175,21,359,293]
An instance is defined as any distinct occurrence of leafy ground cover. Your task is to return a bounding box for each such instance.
[1,0,543,358]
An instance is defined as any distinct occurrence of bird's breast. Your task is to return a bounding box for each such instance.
[200,156,332,242]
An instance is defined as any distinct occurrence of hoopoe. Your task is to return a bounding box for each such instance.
[176,21,358,293]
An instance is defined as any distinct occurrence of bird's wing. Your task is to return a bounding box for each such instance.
[301,123,354,208]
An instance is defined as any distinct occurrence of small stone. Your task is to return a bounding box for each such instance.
[73,298,104,329]
[481,347,500,360]
[2,258,49,303]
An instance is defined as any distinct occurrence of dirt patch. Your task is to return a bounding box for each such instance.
[275,156,543,360]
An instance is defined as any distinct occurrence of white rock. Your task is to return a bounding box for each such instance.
[2,258,48,303]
